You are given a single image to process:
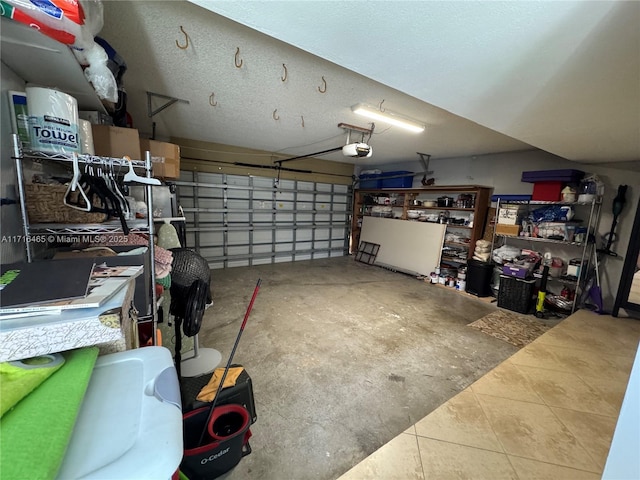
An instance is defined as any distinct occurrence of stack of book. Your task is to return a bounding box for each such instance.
[0,258,144,362]
[0,258,142,319]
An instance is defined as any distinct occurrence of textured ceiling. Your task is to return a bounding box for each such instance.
[193,0,640,165]
[99,1,531,167]
[99,1,639,167]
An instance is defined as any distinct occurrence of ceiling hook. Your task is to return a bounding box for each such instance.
[209,92,217,107]
[318,76,327,93]
[235,47,243,68]
[379,99,385,112]
[281,63,288,82]
[176,26,189,50]
[273,109,280,121]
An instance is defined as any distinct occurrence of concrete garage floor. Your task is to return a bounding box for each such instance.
[196,256,520,480]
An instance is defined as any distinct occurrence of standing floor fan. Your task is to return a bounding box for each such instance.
[169,248,222,378]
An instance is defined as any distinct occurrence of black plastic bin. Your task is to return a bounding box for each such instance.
[466,259,495,297]
[498,275,536,314]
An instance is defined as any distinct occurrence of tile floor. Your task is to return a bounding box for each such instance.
[338,309,640,480]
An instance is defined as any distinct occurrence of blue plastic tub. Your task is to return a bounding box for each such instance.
[381,171,413,188]
[491,194,532,202]
[521,169,584,183]
[358,173,382,189]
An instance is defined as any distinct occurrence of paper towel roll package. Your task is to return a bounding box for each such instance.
[26,87,80,154]
[78,119,95,155]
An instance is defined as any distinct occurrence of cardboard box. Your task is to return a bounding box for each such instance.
[497,205,526,225]
[140,139,181,180]
[495,224,521,236]
[91,125,141,160]
[0,282,132,362]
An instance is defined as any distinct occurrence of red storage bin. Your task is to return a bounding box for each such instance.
[532,181,562,201]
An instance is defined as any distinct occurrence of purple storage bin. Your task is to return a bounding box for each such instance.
[502,263,530,279]
[521,169,584,184]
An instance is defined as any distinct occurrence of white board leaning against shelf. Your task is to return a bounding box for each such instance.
[359,216,446,277]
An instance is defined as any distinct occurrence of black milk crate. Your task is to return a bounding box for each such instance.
[497,275,536,314]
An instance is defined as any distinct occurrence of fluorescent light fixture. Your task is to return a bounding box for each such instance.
[351,103,425,133]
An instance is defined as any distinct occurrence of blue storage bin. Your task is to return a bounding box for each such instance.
[381,171,413,188]
[358,173,382,189]
[521,169,584,184]
[491,194,532,202]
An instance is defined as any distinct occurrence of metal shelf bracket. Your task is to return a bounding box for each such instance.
[146,91,190,118]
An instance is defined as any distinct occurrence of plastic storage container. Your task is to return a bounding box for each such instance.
[358,173,382,189]
[381,171,413,188]
[491,194,532,202]
[497,275,536,314]
[466,259,494,297]
[521,169,585,183]
[55,347,183,480]
[532,181,563,201]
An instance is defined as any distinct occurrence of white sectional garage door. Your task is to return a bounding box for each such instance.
[176,171,352,268]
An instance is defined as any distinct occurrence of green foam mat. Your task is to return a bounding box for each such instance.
[0,347,99,480]
[0,354,65,417]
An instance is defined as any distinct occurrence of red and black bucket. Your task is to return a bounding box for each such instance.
[181,404,252,480]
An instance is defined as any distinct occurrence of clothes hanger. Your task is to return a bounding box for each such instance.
[112,160,131,217]
[107,159,131,219]
[64,153,92,212]
[76,161,109,215]
[123,157,161,185]
[84,161,130,233]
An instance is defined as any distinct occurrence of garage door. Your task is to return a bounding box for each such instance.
[176,171,352,268]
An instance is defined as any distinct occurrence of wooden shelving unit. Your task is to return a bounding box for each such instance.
[351,185,492,267]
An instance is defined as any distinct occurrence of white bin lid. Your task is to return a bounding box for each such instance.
[56,347,183,479]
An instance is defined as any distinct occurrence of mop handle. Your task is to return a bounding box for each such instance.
[240,279,262,330]
[213,279,262,398]
[198,279,261,445]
